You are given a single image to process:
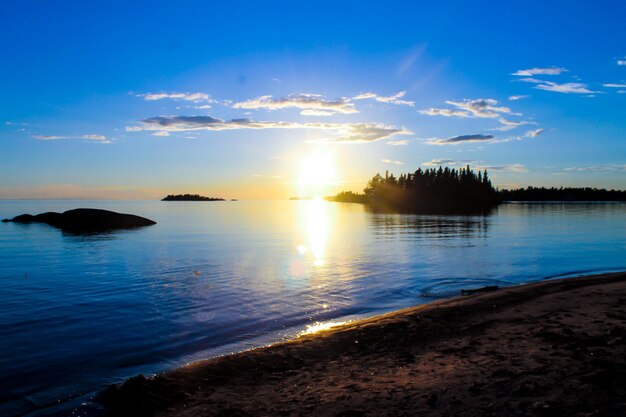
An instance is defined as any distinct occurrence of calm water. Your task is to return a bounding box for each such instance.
[1,200,625,416]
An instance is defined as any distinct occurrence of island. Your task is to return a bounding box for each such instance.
[329,165,500,213]
[2,208,156,233]
[329,166,626,213]
[161,194,226,201]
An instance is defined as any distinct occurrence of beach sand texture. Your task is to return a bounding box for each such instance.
[102,272,626,417]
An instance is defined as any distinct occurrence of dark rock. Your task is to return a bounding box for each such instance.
[3,208,156,233]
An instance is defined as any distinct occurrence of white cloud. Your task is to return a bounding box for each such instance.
[603,83,626,88]
[139,92,213,103]
[300,109,335,116]
[152,131,170,137]
[534,81,597,94]
[420,98,514,119]
[419,108,471,117]
[80,134,107,141]
[516,78,544,84]
[493,118,534,131]
[422,158,476,167]
[353,91,414,106]
[476,164,528,173]
[387,139,410,146]
[127,116,411,144]
[353,92,377,100]
[525,128,544,138]
[512,67,568,76]
[33,135,65,140]
[382,159,403,165]
[515,75,598,94]
[421,159,527,172]
[232,94,357,115]
[308,124,412,144]
[564,165,626,172]
[426,134,495,145]
[617,58,626,66]
[508,95,529,101]
[33,134,110,143]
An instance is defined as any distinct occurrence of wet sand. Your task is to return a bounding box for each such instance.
[101,272,626,417]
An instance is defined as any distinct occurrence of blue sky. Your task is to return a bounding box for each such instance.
[1,1,625,199]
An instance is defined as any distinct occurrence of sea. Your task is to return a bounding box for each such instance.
[1,200,625,416]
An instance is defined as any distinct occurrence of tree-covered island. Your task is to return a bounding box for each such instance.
[161,194,226,201]
[329,166,500,213]
[329,165,626,213]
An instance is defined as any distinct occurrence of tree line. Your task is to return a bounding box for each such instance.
[330,166,626,212]
[329,165,500,213]
[162,194,225,201]
[499,187,626,201]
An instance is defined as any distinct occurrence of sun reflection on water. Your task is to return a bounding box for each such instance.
[298,320,350,337]
[296,198,331,267]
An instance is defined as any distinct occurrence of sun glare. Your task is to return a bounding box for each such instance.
[298,150,337,198]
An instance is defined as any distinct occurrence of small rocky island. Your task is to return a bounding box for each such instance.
[162,194,225,201]
[2,208,156,233]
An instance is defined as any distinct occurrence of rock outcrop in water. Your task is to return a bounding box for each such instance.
[2,208,156,233]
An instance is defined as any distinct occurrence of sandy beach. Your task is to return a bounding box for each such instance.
[101,272,626,417]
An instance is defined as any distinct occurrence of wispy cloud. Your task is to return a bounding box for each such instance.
[422,158,476,167]
[426,134,495,145]
[512,67,568,76]
[508,95,529,101]
[617,58,626,66]
[603,83,626,88]
[386,139,410,146]
[381,159,403,165]
[353,91,414,106]
[127,116,411,144]
[493,118,534,131]
[513,72,598,94]
[477,164,528,173]
[420,98,514,119]
[525,128,544,138]
[33,134,110,143]
[232,94,357,115]
[300,109,335,116]
[308,124,412,144]
[420,98,530,130]
[534,81,597,94]
[421,159,527,172]
[419,108,471,117]
[564,165,626,172]
[139,92,214,103]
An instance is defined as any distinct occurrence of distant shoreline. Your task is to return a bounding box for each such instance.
[101,271,626,416]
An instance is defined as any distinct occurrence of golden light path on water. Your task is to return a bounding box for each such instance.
[301,197,330,267]
[292,148,349,337]
[298,320,351,337]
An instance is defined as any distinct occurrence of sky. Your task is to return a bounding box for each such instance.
[1,0,625,199]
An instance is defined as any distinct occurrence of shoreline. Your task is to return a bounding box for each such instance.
[101,271,626,416]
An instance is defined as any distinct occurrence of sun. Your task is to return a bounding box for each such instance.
[297,150,337,197]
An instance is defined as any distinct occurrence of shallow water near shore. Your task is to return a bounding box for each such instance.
[1,200,625,416]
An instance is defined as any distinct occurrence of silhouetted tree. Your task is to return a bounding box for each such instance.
[332,166,500,213]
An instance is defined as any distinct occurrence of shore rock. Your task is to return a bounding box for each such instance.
[2,208,156,233]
